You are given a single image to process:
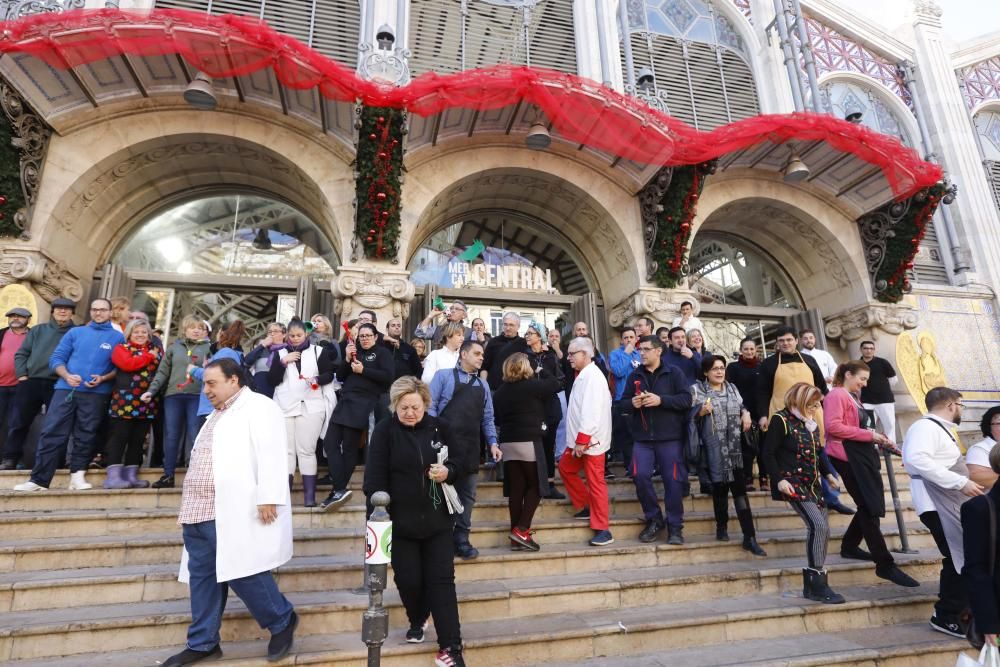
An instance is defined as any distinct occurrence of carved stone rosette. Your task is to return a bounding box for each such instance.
[0,247,84,302]
[0,77,53,238]
[608,287,700,329]
[331,264,415,321]
[824,302,920,349]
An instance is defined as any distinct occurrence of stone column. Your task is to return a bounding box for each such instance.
[910,0,1000,289]
[0,247,85,323]
[330,263,415,325]
[824,301,922,432]
[607,286,700,331]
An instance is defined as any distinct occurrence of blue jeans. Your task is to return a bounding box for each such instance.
[163,394,201,476]
[30,390,109,486]
[182,521,294,651]
[632,440,686,529]
[819,449,842,506]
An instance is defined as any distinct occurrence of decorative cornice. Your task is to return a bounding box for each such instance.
[824,302,919,348]
[0,247,83,302]
[331,264,415,319]
[608,287,700,328]
[0,77,52,239]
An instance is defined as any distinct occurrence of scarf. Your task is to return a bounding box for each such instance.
[738,356,759,368]
[791,408,818,432]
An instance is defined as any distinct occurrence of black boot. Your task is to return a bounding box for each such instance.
[742,536,767,556]
[716,524,729,541]
[802,568,845,604]
[302,475,317,508]
[734,497,764,555]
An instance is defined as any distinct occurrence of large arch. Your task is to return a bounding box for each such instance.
[28,106,356,287]
[693,171,871,316]
[400,145,644,307]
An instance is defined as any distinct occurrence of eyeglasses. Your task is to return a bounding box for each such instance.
[90,308,110,312]
[567,350,586,357]
[710,365,726,372]
[953,402,966,409]
[357,334,376,340]
[638,346,656,353]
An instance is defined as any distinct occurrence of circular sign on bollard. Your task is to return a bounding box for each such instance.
[365,521,392,565]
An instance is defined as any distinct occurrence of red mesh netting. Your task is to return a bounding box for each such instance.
[0,8,942,198]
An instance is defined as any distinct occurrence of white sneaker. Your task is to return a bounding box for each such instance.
[68,471,92,490]
[13,480,46,492]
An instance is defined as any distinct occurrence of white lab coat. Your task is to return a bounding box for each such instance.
[273,345,338,437]
[179,388,293,583]
[563,361,612,456]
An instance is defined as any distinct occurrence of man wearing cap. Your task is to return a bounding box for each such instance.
[0,307,31,455]
[14,298,123,491]
[0,299,77,469]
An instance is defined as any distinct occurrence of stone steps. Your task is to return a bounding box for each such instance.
[0,583,941,663]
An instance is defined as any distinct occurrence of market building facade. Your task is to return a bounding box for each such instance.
[0,0,996,437]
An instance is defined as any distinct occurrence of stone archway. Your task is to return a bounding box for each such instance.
[401,146,644,308]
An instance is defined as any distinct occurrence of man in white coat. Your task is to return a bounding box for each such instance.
[558,337,614,546]
[162,358,297,666]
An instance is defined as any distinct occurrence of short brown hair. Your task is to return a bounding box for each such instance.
[389,376,431,413]
[218,319,246,350]
[783,382,823,414]
[832,361,869,387]
[926,387,962,411]
[502,352,534,382]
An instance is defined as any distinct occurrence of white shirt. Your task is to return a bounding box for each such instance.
[563,362,612,456]
[966,437,997,469]
[672,316,704,334]
[421,347,459,384]
[902,414,968,515]
[801,347,838,383]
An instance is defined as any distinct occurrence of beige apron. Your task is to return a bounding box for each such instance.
[769,352,824,440]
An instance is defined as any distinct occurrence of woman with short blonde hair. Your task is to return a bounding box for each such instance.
[389,375,431,412]
[420,322,465,384]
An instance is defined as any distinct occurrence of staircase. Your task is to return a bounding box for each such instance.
[0,465,973,666]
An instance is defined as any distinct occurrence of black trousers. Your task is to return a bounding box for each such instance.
[3,378,54,462]
[711,468,756,538]
[392,529,462,650]
[920,510,968,620]
[831,457,894,569]
[106,419,150,467]
[324,423,364,492]
[505,460,541,531]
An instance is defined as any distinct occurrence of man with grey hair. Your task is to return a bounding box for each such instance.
[413,299,473,348]
[481,311,525,391]
[559,336,614,546]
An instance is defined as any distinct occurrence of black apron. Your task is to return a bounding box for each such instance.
[842,399,886,517]
[439,369,485,474]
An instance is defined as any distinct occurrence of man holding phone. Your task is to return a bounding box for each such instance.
[621,336,693,545]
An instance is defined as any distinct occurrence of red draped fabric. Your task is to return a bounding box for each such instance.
[0,8,943,198]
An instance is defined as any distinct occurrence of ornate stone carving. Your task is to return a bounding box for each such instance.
[912,0,943,20]
[824,302,919,349]
[0,77,52,239]
[636,167,673,282]
[1,0,85,21]
[0,247,83,302]
[608,287,700,328]
[331,264,415,320]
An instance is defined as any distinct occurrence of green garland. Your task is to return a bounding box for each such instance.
[872,181,947,303]
[650,161,715,289]
[354,105,404,260]
[0,111,25,238]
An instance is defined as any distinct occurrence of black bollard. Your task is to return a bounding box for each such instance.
[362,491,391,666]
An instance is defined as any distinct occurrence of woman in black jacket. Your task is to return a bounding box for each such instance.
[363,376,465,667]
[493,352,563,551]
[761,382,845,605]
[321,323,393,510]
[962,441,1000,648]
[523,321,566,499]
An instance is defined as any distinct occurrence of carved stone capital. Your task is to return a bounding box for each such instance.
[0,247,83,302]
[824,302,919,349]
[608,287,700,328]
[331,264,415,321]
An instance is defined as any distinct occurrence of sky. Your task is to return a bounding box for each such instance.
[835,0,1000,44]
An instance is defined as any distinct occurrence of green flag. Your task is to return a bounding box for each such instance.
[457,239,485,261]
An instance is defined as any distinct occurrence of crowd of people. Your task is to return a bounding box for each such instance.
[3,295,999,666]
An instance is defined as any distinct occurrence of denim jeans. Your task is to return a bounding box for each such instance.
[453,471,479,538]
[30,390,109,486]
[182,520,294,652]
[632,440,686,529]
[163,394,201,476]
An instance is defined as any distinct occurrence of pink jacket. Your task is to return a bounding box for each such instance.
[823,387,874,462]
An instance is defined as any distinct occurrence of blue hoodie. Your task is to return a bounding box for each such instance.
[49,321,125,394]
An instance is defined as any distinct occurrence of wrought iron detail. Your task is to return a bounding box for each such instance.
[1,0,84,21]
[0,78,52,239]
[637,167,673,282]
[624,82,671,115]
[358,43,411,86]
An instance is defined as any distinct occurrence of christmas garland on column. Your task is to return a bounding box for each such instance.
[650,161,716,289]
[0,109,24,238]
[354,105,404,261]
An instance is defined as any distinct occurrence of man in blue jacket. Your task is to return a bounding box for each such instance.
[14,298,124,492]
[662,326,702,386]
[608,327,641,478]
[622,335,692,545]
[428,339,500,559]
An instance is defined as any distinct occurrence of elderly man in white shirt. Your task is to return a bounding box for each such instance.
[799,329,837,385]
[902,386,983,639]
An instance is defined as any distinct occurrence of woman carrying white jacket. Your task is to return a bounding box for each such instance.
[268,319,338,507]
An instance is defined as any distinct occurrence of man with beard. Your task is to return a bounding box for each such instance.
[481,312,524,391]
[902,387,981,638]
[429,339,500,559]
[756,326,827,430]
[661,327,702,386]
[799,329,837,387]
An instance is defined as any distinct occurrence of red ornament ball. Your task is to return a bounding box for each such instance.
[369,133,377,140]
[366,236,374,242]
[377,151,388,160]
[0,196,7,205]
[377,116,385,123]
[376,192,387,201]
[680,222,690,232]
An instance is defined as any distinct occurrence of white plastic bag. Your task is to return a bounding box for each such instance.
[957,644,1000,667]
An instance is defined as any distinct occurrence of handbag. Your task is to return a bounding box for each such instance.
[741,423,761,455]
[956,643,1000,667]
[967,494,997,650]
